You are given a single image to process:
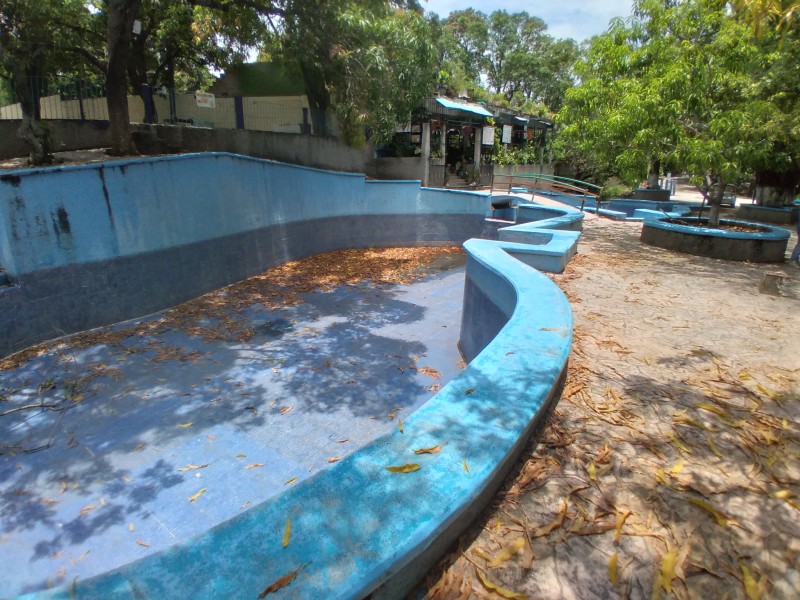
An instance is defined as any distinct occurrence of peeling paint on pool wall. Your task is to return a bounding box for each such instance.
[0,153,490,357]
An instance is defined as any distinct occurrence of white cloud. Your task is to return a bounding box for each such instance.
[422,0,634,41]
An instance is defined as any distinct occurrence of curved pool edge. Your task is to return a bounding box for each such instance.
[641,215,790,262]
[19,240,574,600]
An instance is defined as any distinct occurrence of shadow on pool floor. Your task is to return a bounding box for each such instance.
[0,263,466,597]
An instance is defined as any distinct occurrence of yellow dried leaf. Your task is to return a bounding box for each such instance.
[741,564,763,600]
[706,435,723,458]
[471,547,493,561]
[755,385,778,399]
[129,523,135,532]
[738,371,752,380]
[178,464,209,472]
[476,569,529,599]
[386,463,421,473]
[695,402,725,416]
[279,406,293,415]
[79,504,97,517]
[659,546,680,593]
[244,463,264,469]
[235,454,247,458]
[614,511,632,544]
[688,497,731,527]
[285,477,297,485]
[587,459,597,481]
[189,488,207,503]
[669,459,685,475]
[282,518,291,549]
[609,552,619,587]
[413,445,442,455]
[770,489,793,500]
[488,537,526,568]
[398,419,404,434]
[178,422,193,428]
[462,458,470,473]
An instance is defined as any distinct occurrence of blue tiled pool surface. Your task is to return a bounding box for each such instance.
[0,265,466,597]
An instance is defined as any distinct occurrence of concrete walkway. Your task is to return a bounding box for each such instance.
[0,249,466,598]
[422,217,799,599]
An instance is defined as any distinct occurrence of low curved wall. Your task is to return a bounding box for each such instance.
[641,216,790,262]
[0,153,490,358]
[14,162,575,599]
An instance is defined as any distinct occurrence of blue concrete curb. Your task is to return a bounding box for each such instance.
[644,215,790,241]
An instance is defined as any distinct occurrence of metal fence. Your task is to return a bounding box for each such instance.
[0,77,337,137]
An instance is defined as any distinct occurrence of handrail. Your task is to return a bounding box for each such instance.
[491,172,603,212]
[502,173,602,192]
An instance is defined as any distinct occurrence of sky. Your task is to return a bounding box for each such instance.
[422,0,635,42]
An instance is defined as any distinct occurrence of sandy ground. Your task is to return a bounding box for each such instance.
[420,217,800,600]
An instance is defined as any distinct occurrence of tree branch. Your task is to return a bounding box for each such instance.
[65,47,107,75]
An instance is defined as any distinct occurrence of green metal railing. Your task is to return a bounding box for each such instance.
[492,172,603,212]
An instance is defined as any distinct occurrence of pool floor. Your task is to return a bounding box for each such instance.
[0,262,466,597]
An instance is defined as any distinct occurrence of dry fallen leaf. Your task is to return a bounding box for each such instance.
[79,505,97,517]
[279,406,293,415]
[244,463,264,470]
[178,422,193,428]
[476,569,529,599]
[462,458,470,473]
[659,546,680,594]
[136,539,150,548]
[178,464,209,472]
[189,488,207,503]
[285,477,298,485]
[414,445,443,455]
[488,537,526,568]
[258,564,308,598]
[327,457,341,463]
[609,552,619,587]
[398,419,404,434]
[282,518,292,549]
[687,497,733,527]
[386,463,421,473]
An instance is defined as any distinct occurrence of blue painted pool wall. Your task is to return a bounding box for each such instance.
[19,232,573,600]
[0,153,490,357]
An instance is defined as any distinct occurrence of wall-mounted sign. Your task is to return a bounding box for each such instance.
[502,125,512,144]
[482,126,495,145]
[195,91,216,108]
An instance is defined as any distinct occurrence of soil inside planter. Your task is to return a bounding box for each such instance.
[666,218,767,233]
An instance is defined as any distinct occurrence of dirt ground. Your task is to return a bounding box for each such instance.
[421,218,800,600]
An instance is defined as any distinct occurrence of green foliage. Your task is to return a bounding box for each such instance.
[429,9,578,114]
[599,183,632,201]
[557,0,800,214]
[494,144,540,166]
[278,2,437,146]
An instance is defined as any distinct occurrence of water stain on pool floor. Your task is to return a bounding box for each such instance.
[0,247,466,597]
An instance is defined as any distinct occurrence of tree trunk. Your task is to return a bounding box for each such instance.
[754,167,799,207]
[707,178,725,228]
[13,72,55,165]
[106,0,142,156]
[299,61,330,136]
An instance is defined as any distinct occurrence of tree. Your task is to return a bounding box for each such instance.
[0,0,89,163]
[277,1,437,145]
[557,0,800,225]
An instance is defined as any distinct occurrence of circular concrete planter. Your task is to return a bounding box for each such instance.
[640,216,790,262]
